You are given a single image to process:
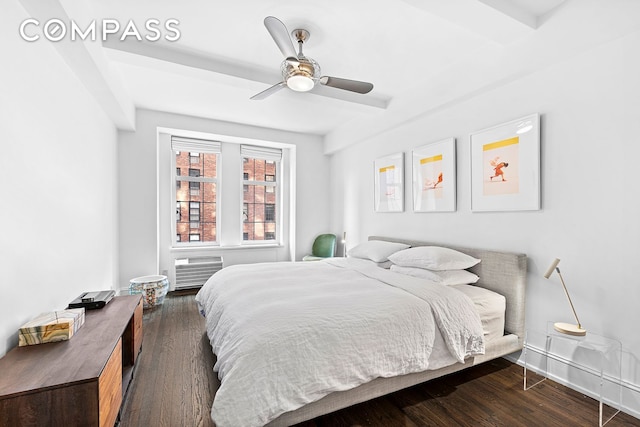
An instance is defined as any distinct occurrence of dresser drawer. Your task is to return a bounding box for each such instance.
[99,338,122,427]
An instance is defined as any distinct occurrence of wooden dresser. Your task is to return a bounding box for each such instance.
[0,295,143,427]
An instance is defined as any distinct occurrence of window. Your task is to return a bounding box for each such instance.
[172,137,219,245]
[242,145,281,242]
[170,138,283,246]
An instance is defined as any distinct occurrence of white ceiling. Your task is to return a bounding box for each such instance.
[23,0,640,152]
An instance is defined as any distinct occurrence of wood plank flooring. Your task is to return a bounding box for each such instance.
[119,292,640,427]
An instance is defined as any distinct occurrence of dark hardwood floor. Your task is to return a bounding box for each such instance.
[119,292,640,427]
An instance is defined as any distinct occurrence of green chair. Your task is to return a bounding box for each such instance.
[302,234,337,261]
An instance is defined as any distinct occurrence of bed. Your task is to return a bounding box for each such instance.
[195,236,527,427]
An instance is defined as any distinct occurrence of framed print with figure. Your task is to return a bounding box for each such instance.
[374,152,404,212]
[470,113,540,212]
[412,138,456,212]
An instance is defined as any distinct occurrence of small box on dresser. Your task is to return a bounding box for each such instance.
[18,308,85,346]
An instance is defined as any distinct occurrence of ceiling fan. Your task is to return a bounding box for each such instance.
[250,16,374,100]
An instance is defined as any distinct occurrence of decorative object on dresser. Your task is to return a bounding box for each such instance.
[0,295,143,427]
[129,274,169,308]
[543,258,586,336]
[18,308,85,346]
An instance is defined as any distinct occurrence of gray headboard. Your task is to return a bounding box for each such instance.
[369,236,527,343]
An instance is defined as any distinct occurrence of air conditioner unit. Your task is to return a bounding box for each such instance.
[174,256,223,290]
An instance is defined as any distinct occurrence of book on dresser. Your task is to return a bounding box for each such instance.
[0,295,143,427]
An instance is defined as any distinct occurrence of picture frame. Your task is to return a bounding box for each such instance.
[470,113,540,212]
[374,152,404,212]
[412,138,456,212]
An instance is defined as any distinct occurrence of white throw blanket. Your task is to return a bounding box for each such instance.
[195,258,484,427]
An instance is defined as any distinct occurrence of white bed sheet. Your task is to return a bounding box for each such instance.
[195,258,485,427]
[451,284,506,343]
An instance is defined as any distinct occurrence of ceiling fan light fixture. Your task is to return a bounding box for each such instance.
[251,17,374,100]
[286,74,315,92]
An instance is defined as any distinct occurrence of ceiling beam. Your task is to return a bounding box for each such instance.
[102,40,390,110]
[401,0,537,45]
[18,0,136,130]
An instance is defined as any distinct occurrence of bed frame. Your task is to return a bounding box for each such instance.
[267,236,527,426]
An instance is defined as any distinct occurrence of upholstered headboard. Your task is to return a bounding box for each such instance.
[369,236,527,345]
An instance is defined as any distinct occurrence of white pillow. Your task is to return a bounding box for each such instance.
[347,240,410,263]
[388,246,480,271]
[390,265,479,286]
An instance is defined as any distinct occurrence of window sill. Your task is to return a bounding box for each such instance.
[170,244,283,252]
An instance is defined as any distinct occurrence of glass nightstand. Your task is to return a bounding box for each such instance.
[523,322,622,426]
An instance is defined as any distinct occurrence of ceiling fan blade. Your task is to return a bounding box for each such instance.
[264,16,297,59]
[319,76,373,94]
[250,82,287,100]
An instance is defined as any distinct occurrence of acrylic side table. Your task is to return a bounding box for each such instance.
[523,322,622,427]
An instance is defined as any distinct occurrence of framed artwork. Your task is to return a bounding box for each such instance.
[470,113,540,212]
[374,152,404,212]
[412,138,456,212]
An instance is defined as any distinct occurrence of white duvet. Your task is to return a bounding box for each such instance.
[195,258,484,427]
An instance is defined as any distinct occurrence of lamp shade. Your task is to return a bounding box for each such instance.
[544,258,561,279]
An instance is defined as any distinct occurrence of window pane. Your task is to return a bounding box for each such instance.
[243,158,276,182]
[176,152,216,179]
[174,150,217,244]
[265,204,275,222]
[242,157,278,242]
[177,201,216,243]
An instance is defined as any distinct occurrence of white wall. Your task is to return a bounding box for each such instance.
[0,1,119,357]
[329,31,640,415]
[118,109,329,290]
